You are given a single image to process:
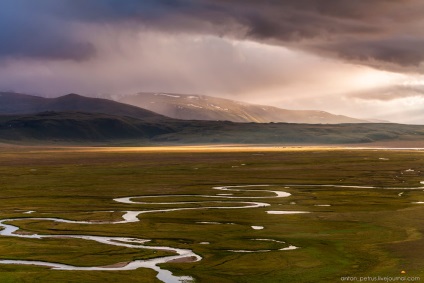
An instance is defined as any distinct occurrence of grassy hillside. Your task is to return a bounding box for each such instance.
[1,111,424,145]
[0,112,176,142]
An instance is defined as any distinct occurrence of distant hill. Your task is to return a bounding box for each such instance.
[1,111,423,145]
[0,111,175,142]
[119,92,370,124]
[0,92,167,120]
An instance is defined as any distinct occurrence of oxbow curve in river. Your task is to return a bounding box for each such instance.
[0,185,293,283]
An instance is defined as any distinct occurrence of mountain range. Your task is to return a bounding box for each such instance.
[119,92,370,124]
[1,92,423,145]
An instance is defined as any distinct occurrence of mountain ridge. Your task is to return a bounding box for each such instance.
[119,92,371,124]
[0,92,167,120]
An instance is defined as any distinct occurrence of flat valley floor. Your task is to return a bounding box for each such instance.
[0,146,423,282]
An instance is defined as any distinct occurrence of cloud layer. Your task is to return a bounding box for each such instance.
[1,0,424,70]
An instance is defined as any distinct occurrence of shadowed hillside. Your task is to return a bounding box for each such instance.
[0,112,175,142]
[1,111,423,145]
[0,92,167,120]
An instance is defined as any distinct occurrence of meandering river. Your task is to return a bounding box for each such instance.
[0,185,292,283]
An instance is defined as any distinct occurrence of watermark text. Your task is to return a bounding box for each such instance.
[341,276,421,282]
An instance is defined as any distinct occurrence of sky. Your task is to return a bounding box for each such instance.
[1,0,424,123]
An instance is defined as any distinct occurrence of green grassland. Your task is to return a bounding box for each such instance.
[0,147,423,282]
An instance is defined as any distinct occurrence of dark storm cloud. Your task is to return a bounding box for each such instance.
[0,0,96,61]
[1,0,424,69]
